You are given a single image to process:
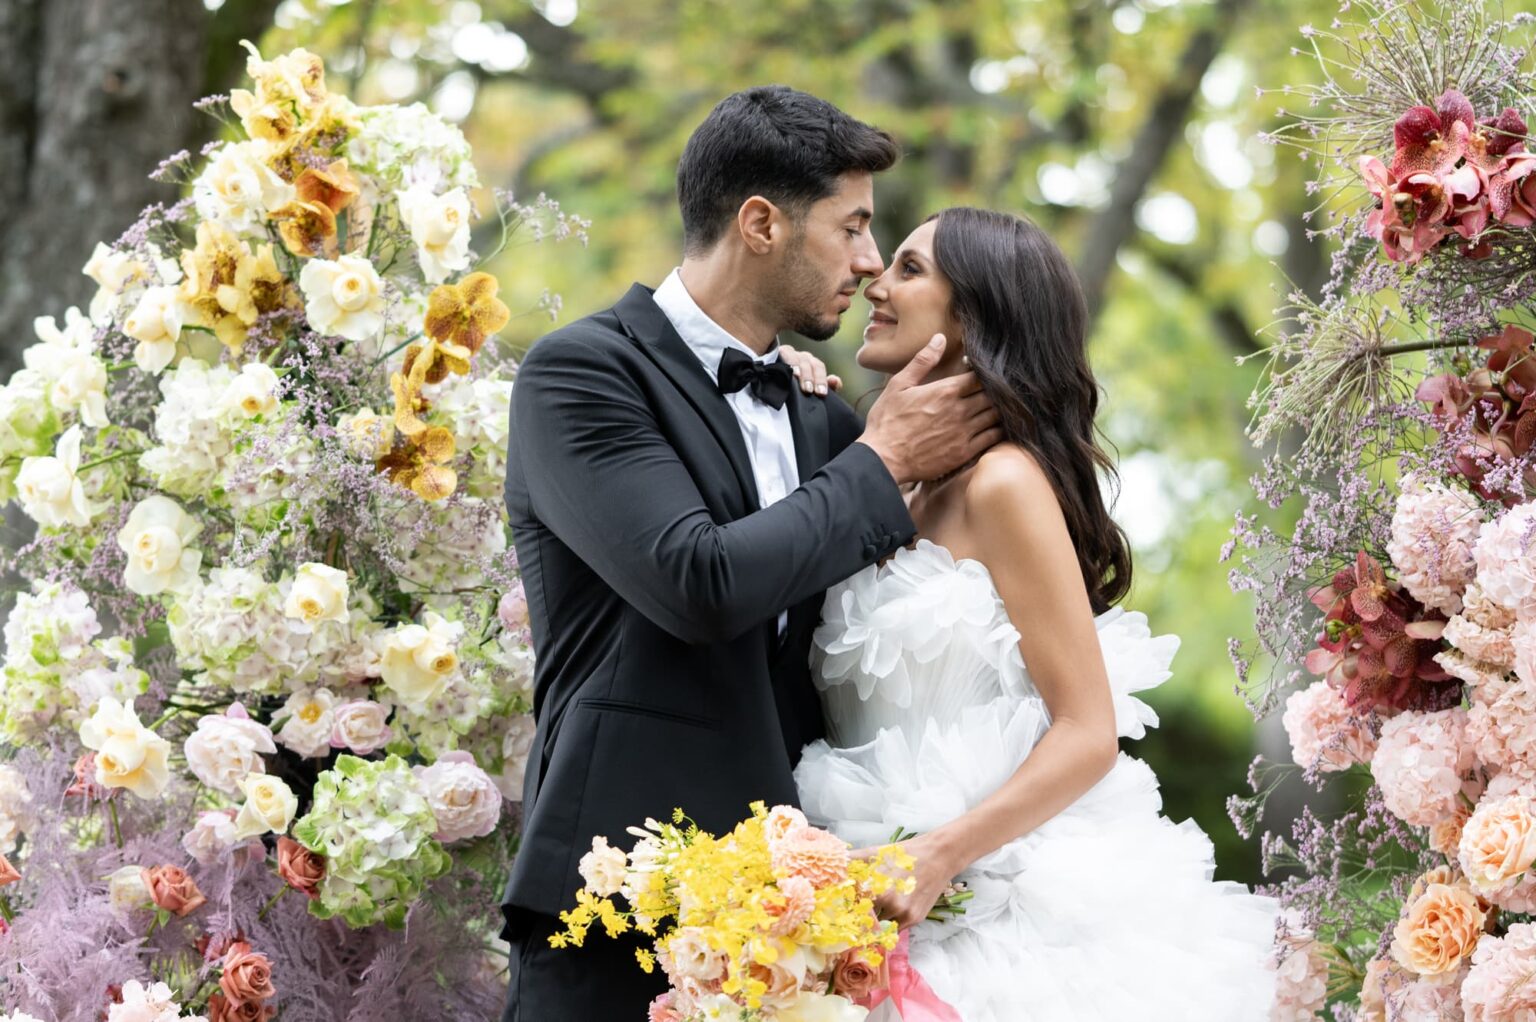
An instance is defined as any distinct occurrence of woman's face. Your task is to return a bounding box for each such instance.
[855,219,964,375]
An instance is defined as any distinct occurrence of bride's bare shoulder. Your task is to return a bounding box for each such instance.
[964,444,1057,510]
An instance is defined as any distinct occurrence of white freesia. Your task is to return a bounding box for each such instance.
[233,773,298,839]
[299,254,386,342]
[106,864,154,914]
[379,611,462,708]
[122,285,185,374]
[116,495,202,596]
[274,687,339,758]
[284,562,350,624]
[79,697,171,799]
[396,183,472,283]
[15,425,97,528]
[183,708,276,795]
[193,140,296,233]
[413,751,503,843]
[219,362,282,420]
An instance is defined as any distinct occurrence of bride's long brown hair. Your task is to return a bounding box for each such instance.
[929,206,1133,614]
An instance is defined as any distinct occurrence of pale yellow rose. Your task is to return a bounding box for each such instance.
[106,864,154,914]
[378,611,461,707]
[116,495,202,596]
[123,285,185,374]
[298,254,385,343]
[82,243,153,321]
[1458,795,1536,892]
[79,697,171,800]
[1389,881,1486,976]
[219,362,281,420]
[396,184,472,284]
[194,141,295,233]
[335,407,395,459]
[232,773,298,839]
[284,562,350,624]
[15,426,98,529]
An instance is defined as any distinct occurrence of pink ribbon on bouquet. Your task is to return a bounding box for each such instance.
[861,930,963,1022]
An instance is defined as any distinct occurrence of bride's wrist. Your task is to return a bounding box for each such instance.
[922,826,975,878]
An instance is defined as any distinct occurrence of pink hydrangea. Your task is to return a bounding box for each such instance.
[1461,922,1536,1021]
[1388,479,1485,616]
[1269,914,1328,1022]
[1443,584,1518,669]
[1282,680,1378,772]
[1436,649,1508,690]
[1466,672,1536,789]
[1371,708,1479,827]
[1473,504,1536,619]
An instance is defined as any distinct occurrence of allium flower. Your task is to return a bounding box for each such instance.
[1461,921,1536,1021]
[1370,707,1478,827]
[1281,679,1377,772]
[1387,479,1485,615]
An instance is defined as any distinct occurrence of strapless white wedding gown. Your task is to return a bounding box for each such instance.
[793,541,1278,1022]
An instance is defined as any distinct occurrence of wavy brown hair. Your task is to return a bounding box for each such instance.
[930,206,1133,613]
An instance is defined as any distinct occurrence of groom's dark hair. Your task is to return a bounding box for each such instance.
[676,86,900,255]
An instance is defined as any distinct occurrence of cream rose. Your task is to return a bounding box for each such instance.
[329,699,393,754]
[773,992,866,1022]
[232,773,298,839]
[194,141,296,232]
[335,406,395,459]
[15,425,98,528]
[275,687,339,758]
[379,611,462,708]
[183,707,276,795]
[219,362,282,420]
[579,835,629,898]
[283,562,350,624]
[396,184,471,284]
[116,495,202,596]
[46,347,110,427]
[82,243,153,321]
[182,809,243,865]
[299,254,386,342]
[1459,795,1536,892]
[106,864,154,914]
[123,285,185,374]
[413,751,504,843]
[1389,881,1487,976]
[79,697,171,800]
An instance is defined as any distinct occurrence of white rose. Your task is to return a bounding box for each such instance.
[15,425,97,528]
[578,835,630,898]
[232,773,298,839]
[299,254,386,342]
[79,697,171,800]
[283,562,350,624]
[275,688,339,758]
[0,764,34,855]
[396,184,471,284]
[182,809,242,865]
[183,708,276,795]
[106,864,154,914]
[379,611,462,708]
[335,406,395,459]
[123,285,185,374]
[495,713,537,799]
[413,751,504,843]
[116,495,202,596]
[776,992,867,1022]
[194,141,296,232]
[329,699,393,754]
[219,362,281,420]
[45,347,110,427]
[82,244,153,321]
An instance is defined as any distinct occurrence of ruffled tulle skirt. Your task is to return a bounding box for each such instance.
[794,698,1278,1022]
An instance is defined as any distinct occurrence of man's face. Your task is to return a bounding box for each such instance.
[772,172,884,342]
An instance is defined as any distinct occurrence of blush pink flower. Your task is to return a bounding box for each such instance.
[765,874,816,937]
[1270,913,1328,1022]
[1443,584,1518,669]
[647,994,684,1022]
[1281,679,1378,772]
[0,852,19,887]
[1461,921,1536,1022]
[1466,670,1536,790]
[143,864,207,917]
[769,824,850,889]
[1459,795,1536,911]
[1388,479,1485,616]
[763,804,808,845]
[1473,504,1536,619]
[1371,708,1480,827]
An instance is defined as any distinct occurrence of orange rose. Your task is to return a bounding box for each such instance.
[0,852,19,886]
[143,865,206,917]
[221,940,277,1003]
[207,992,275,1022]
[1458,796,1536,892]
[1389,882,1486,976]
[1430,804,1473,857]
[276,836,325,899]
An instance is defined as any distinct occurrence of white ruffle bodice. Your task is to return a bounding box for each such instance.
[794,540,1278,1022]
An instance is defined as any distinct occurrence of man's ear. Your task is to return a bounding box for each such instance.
[737,196,783,255]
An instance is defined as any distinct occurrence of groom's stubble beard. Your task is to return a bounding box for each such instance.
[776,227,848,343]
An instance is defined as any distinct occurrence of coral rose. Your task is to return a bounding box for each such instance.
[207,993,275,1022]
[0,853,18,886]
[769,824,850,889]
[276,835,325,898]
[220,940,277,1003]
[832,947,888,1003]
[1390,881,1487,976]
[1460,796,1536,894]
[144,864,207,917]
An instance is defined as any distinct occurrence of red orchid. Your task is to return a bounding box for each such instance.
[1303,551,1455,714]
[1390,90,1475,181]
[1416,326,1536,504]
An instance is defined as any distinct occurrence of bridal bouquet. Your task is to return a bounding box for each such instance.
[0,40,584,1021]
[556,803,913,1022]
[1229,2,1536,1017]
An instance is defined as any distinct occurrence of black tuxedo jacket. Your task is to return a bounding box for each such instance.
[500,284,915,924]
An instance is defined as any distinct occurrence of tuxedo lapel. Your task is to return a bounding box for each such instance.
[784,382,830,481]
[612,284,760,512]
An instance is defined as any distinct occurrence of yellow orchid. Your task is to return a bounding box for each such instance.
[376,425,457,501]
[178,221,259,351]
[423,272,511,355]
[269,199,338,259]
[295,160,359,216]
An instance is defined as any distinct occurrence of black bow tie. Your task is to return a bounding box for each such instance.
[716,348,794,410]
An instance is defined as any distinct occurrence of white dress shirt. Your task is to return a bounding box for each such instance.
[653,268,800,634]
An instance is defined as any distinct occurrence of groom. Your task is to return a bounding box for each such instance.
[500,85,1000,1021]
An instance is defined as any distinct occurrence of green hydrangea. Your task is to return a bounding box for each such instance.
[292,754,450,929]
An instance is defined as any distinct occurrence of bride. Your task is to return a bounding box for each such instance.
[789,207,1279,1021]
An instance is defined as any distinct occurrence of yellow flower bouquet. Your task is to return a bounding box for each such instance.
[555,802,914,1021]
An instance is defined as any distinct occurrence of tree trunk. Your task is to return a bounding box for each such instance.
[0,0,208,375]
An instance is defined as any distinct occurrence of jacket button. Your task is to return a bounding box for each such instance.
[862,543,878,559]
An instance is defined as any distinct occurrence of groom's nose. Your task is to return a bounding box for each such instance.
[852,233,884,279]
